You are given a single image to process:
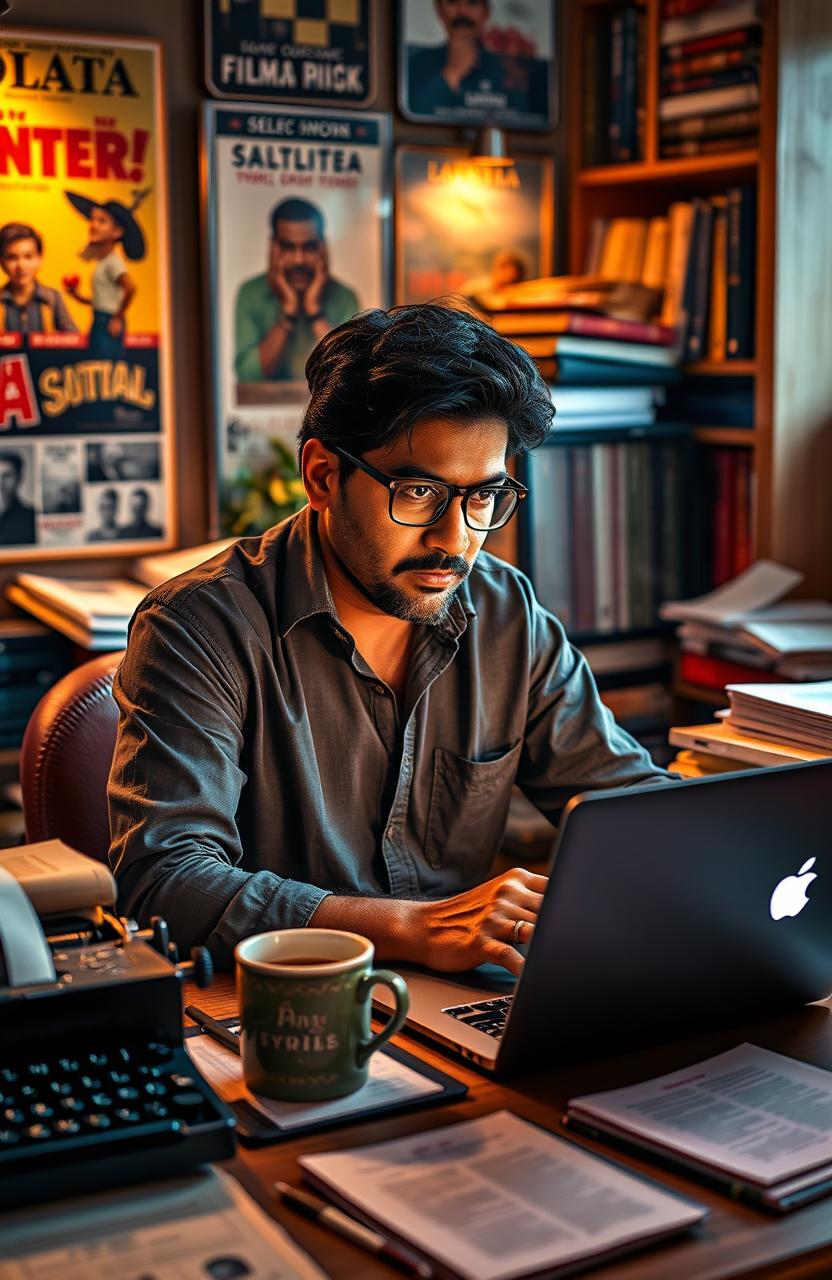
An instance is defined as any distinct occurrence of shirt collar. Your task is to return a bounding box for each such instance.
[0,281,50,305]
[278,505,477,642]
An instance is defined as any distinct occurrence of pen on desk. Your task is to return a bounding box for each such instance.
[184,1005,240,1054]
[275,1181,434,1279]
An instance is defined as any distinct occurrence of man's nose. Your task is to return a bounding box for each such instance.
[423,496,470,556]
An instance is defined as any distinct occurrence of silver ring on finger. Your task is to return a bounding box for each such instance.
[512,918,527,945]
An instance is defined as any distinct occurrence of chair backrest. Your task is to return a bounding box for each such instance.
[20,651,125,864]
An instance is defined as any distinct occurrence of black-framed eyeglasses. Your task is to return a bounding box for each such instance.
[333,447,528,532]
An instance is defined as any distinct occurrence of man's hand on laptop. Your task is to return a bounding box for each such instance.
[311,868,548,977]
[411,869,548,977]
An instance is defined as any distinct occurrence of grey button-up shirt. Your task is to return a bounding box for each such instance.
[109,506,671,967]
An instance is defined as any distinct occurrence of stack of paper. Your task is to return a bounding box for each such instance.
[567,1044,832,1212]
[726,680,832,752]
[7,574,148,650]
[6,540,233,650]
[661,561,832,681]
[299,1110,706,1279]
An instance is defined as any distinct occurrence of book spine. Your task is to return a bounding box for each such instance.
[662,63,759,96]
[583,216,610,274]
[661,134,757,158]
[678,198,707,352]
[663,26,760,61]
[660,442,683,604]
[662,47,754,79]
[626,443,653,628]
[708,195,729,361]
[531,446,573,626]
[611,444,631,632]
[582,19,602,166]
[661,1,761,46]
[733,449,753,575]
[659,82,759,121]
[726,183,756,358]
[591,446,616,633]
[636,7,647,160]
[641,216,670,292]
[566,313,678,345]
[685,199,714,359]
[608,11,626,163]
[711,448,735,586]
[619,7,639,163]
[570,447,596,633]
[660,106,760,139]
[679,650,775,690]
[660,201,695,329]
[662,0,723,18]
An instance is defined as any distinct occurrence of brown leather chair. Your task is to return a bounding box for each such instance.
[20,651,125,864]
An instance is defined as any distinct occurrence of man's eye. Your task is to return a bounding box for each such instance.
[469,489,497,507]
[399,483,441,501]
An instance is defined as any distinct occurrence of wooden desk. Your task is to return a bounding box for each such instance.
[186,977,832,1280]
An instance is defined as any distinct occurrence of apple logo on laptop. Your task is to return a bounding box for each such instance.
[769,858,818,921]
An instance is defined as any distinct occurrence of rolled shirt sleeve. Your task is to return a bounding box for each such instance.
[108,599,330,968]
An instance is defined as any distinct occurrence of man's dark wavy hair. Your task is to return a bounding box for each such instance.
[298,304,553,472]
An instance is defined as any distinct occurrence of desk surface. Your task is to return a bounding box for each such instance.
[186,976,832,1280]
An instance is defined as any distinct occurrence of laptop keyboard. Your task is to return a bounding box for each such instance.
[442,995,514,1040]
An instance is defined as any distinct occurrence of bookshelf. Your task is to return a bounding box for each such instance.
[567,0,832,606]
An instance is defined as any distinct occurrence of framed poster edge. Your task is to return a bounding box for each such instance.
[395,0,558,131]
[0,26,178,563]
[202,0,378,109]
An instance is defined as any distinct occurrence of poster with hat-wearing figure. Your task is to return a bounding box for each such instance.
[203,101,390,536]
[0,29,174,560]
[399,0,557,130]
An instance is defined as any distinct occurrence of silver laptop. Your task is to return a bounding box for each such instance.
[374,761,832,1075]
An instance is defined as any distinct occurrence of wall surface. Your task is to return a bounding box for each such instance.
[0,0,568,608]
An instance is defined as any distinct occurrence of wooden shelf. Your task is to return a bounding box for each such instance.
[684,360,758,377]
[693,427,759,447]
[578,150,759,187]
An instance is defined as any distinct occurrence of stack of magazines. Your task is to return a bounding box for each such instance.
[725,680,832,753]
[6,540,232,650]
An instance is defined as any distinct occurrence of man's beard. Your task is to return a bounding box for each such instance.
[327,494,469,625]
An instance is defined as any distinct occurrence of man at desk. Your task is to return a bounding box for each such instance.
[109,304,671,970]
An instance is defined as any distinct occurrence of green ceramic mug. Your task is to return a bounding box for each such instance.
[234,928,410,1101]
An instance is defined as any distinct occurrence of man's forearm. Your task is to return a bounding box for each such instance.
[310,893,422,963]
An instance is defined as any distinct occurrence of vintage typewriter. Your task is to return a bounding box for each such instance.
[0,841,236,1209]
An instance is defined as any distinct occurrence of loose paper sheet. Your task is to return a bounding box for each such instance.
[186,1031,442,1131]
[0,1166,327,1280]
[300,1110,705,1280]
[660,560,803,625]
[570,1044,832,1187]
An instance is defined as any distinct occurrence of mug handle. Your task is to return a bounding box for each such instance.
[355,968,410,1068]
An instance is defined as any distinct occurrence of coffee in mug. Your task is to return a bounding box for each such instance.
[235,928,409,1102]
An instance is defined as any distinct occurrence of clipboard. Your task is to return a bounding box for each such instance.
[185,1018,468,1146]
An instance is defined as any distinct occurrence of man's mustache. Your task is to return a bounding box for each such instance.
[450,17,476,29]
[395,554,469,576]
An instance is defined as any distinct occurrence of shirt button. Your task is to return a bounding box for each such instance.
[373,684,385,696]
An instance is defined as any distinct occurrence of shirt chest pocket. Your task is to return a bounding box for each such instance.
[425,739,523,874]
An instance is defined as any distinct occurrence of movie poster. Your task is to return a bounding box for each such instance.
[396,146,554,304]
[205,0,375,107]
[203,102,390,534]
[399,0,556,130]
[0,29,174,561]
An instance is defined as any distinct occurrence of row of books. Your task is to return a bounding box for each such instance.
[582,5,646,166]
[0,621,70,750]
[584,185,756,361]
[527,438,689,637]
[659,1,762,157]
[581,0,761,167]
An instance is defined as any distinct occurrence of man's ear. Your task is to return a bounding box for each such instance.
[301,438,341,512]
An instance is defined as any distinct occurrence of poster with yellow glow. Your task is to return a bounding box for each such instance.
[0,29,174,560]
[396,146,554,305]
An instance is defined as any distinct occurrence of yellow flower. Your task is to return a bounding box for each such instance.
[269,477,289,506]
